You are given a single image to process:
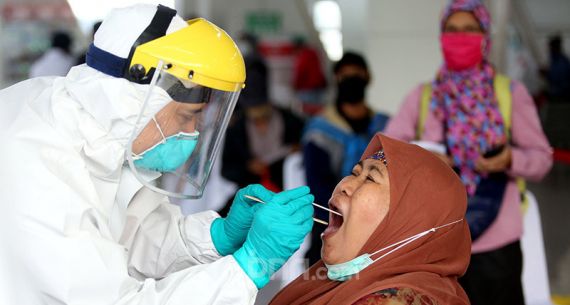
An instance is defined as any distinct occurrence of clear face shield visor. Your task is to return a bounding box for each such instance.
[126,62,241,198]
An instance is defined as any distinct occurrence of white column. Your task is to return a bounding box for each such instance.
[511,0,545,66]
[195,0,211,19]
[338,0,368,55]
[174,0,186,17]
[0,0,5,89]
[364,0,447,114]
[489,0,512,73]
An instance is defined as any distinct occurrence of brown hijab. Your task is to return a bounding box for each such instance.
[270,134,471,305]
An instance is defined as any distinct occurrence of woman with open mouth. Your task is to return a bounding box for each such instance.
[270,133,471,305]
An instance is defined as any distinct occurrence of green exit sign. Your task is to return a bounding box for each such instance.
[245,11,282,34]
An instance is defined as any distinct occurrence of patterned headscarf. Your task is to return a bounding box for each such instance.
[431,0,507,195]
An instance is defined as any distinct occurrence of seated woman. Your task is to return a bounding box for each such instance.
[270,133,471,305]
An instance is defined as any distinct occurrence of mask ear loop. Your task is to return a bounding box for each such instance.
[152,117,167,143]
[368,219,463,263]
[130,60,169,161]
[131,118,169,161]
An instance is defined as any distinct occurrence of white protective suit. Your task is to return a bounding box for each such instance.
[0,7,258,303]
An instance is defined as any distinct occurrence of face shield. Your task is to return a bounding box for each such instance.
[126,61,240,198]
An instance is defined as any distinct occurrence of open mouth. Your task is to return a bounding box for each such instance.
[323,202,344,239]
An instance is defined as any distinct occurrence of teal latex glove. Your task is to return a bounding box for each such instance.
[211,184,273,256]
[233,186,314,289]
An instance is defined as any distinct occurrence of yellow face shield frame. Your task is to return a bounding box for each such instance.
[128,18,246,92]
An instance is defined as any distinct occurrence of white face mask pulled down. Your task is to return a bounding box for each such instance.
[324,219,464,282]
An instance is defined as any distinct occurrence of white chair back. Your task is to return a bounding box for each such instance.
[521,191,553,305]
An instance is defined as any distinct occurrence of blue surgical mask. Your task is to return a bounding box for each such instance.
[133,129,199,173]
[324,219,463,282]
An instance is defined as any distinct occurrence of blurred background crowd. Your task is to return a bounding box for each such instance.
[0,0,569,304]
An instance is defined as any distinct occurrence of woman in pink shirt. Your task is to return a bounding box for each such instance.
[385,1,552,304]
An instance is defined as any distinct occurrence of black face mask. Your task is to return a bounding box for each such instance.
[336,76,367,105]
[336,76,370,134]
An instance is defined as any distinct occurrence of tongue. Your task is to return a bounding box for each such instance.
[323,225,338,236]
[324,214,343,235]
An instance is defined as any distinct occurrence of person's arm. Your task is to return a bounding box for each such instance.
[27,225,257,304]
[121,187,223,279]
[3,123,258,305]
[383,85,423,142]
[124,182,276,280]
[11,180,257,305]
[507,82,553,181]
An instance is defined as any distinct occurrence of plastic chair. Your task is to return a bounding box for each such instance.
[521,191,554,305]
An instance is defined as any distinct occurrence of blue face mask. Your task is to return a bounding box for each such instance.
[325,254,374,282]
[133,131,199,172]
[324,219,463,282]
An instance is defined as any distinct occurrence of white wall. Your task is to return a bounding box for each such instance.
[338,0,368,55]
[523,0,570,65]
[364,0,447,115]
[209,0,309,39]
[0,0,4,88]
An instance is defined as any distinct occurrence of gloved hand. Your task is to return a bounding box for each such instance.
[211,184,273,256]
[233,186,314,289]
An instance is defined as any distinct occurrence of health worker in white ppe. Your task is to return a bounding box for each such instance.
[0,4,314,305]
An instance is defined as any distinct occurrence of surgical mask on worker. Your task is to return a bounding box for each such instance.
[441,33,484,71]
[132,117,199,172]
[324,219,463,282]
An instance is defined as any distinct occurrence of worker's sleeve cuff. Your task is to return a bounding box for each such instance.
[180,210,223,263]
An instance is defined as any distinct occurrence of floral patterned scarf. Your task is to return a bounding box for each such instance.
[431,0,507,195]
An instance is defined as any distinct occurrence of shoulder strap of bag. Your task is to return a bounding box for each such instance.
[417,83,432,140]
[416,75,528,207]
[494,74,528,209]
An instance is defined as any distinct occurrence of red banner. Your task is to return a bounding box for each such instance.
[1,2,74,22]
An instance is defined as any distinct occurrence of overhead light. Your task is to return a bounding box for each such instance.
[313,0,341,30]
[319,30,343,61]
[313,0,343,60]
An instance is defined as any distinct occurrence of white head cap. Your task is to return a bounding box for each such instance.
[94,4,187,59]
